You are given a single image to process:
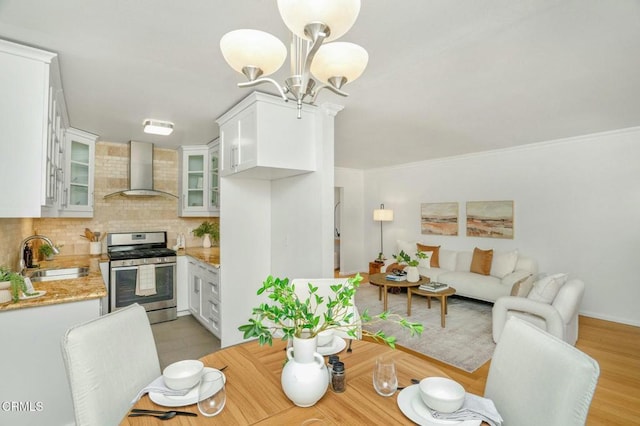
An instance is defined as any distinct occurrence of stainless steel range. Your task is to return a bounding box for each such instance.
[106,231,177,324]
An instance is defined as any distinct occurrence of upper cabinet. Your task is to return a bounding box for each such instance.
[216,92,316,180]
[60,128,98,217]
[178,140,220,217]
[0,39,98,218]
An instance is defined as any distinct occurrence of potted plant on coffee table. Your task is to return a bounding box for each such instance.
[192,221,219,248]
[393,250,428,283]
[238,273,423,407]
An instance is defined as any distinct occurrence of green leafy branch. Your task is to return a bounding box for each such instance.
[238,273,423,348]
[393,250,427,267]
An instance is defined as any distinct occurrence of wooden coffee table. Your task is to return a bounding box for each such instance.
[408,286,457,328]
[368,273,430,312]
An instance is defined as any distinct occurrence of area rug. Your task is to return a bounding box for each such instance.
[355,282,496,373]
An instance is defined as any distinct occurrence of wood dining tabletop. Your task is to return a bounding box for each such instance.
[120,338,459,425]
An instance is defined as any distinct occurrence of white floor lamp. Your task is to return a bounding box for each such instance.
[373,204,393,261]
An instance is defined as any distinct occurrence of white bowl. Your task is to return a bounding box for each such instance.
[317,329,334,347]
[419,377,465,413]
[162,360,204,390]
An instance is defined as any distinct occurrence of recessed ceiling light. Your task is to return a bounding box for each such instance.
[143,119,174,135]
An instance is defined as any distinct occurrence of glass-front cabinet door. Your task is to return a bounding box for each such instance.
[208,139,220,212]
[61,127,97,217]
[178,142,220,217]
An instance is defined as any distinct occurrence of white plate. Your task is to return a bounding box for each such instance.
[316,336,347,356]
[149,367,226,407]
[397,385,481,426]
[19,290,46,300]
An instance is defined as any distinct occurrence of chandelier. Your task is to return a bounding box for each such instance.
[220,0,368,118]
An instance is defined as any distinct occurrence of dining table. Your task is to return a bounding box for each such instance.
[121,338,479,425]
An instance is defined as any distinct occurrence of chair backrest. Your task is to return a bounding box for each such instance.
[61,304,161,426]
[484,316,599,426]
[290,278,359,338]
[552,278,585,323]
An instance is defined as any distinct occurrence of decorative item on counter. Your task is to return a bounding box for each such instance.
[330,361,346,393]
[192,221,219,248]
[0,266,36,303]
[327,355,339,382]
[23,243,34,268]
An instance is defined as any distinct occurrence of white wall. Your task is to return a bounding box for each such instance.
[358,127,640,326]
[335,167,365,274]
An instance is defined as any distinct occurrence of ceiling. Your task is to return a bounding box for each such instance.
[1,0,639,169]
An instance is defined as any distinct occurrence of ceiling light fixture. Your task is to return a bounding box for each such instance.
[143,119,174,136]
[219,0,368,119]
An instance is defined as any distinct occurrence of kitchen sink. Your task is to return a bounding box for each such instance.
[29,267,90,282]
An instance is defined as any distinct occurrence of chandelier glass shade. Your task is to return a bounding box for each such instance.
[219,0,367,118]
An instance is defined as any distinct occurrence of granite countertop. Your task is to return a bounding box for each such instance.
[179,246,220,267]
[0,254,108,312]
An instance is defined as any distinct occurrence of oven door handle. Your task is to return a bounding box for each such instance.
[111,265,139,272]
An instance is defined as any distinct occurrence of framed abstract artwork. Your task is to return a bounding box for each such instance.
[420,202,459,236]
[466,200,514,239]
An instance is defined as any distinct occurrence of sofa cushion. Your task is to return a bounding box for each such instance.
[471,248,494,275]
[417,243,440,267]
[510,274,534,297]
[417,251,432,269]
[527,273,568,304]
[437,271,504,302]
[439,249,457,271]
[491,250,519,278]
[419,267,449,282]
[455,251,473,272]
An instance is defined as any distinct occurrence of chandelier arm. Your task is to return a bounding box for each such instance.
[300,29,327,100]
[238,78,288,101]
[311,83,349,103]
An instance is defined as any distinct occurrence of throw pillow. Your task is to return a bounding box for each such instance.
[470,247,493,275]
[510,274,534,297]
[527,273,568,304]
[417,251,432,269]
[491,250,519,279]
[417,243,440,268]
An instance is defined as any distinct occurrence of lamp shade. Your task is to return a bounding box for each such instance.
[277,0,361,42]
[310,42,368,86]
[220,29,287,76]
[373,208,393,222]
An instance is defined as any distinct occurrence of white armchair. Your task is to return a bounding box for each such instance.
[291,278,361,339]
[492,278,585,345]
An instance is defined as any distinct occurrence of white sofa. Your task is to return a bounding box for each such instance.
[383,240,538,303]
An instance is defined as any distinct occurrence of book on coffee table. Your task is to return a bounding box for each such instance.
[385,274,407,281]
[419,282,449,292]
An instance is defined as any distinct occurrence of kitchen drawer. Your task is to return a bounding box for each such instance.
[205,298,221,338]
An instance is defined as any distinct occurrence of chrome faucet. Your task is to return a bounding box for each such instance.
[18,235,60,274]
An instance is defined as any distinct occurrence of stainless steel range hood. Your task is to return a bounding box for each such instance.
[104,141,177,199]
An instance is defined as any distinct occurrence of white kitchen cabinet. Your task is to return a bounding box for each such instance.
[187,257,221,338]
[59,127,98,217]
[178,142,220,217]
[208,139,220,212]
[0,39,68,218]
[216,92,316,180]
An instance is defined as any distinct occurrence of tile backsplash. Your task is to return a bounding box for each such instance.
[0,141,218,269]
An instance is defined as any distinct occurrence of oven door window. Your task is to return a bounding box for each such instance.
[111,264,175,309]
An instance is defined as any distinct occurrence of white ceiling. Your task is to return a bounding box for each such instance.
[1,0,639,169]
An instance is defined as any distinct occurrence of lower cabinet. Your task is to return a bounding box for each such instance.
[187,257,221,338]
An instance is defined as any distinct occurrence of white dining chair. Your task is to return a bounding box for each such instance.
[61,303,160,426]
[290,278,361,339]
[484,316,600,426]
